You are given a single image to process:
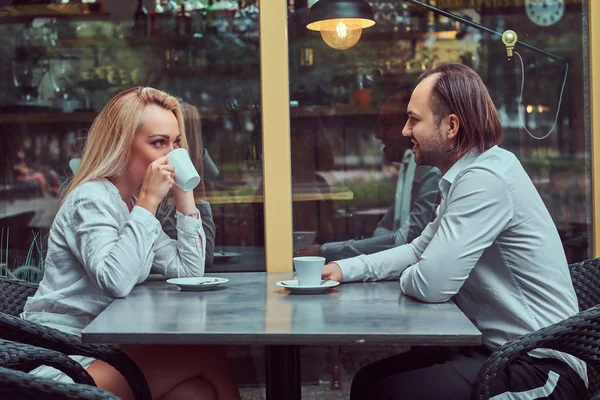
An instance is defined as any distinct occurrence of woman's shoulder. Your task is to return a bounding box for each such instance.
[66,179,118,205]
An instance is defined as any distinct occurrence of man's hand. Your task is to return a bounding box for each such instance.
[293,244,321,257]
[322,262,343,282]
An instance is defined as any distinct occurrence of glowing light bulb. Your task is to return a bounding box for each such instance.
[336,21,347,38]
[320,19,362,50]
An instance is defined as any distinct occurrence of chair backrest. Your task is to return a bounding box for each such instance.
[0,277,38,316]
[569,258,600,399]
[570,258,600,311]
[0,366,118,400]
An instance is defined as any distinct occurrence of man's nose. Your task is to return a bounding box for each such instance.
[402,122,411,137]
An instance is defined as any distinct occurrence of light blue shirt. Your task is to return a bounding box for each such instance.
[336,146,587,385]
[22,178,206,321]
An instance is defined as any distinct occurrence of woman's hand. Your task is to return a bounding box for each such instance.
[137,157,175,214]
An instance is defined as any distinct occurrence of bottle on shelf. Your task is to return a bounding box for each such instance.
[133,0,149,38]
[150,0,164,37]
[190,0,206,35]
[161,0,177,37]
[205,0,218,35]
[176,3,191,36]
[287,0,295,38]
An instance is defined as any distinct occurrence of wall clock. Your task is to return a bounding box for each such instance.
[525,0,565,26]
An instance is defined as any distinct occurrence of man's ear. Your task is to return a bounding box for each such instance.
[446,114,460,140]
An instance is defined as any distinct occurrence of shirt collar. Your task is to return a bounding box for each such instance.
[101,178,121,196]
[102,178,137,209]
[439,147,483,196]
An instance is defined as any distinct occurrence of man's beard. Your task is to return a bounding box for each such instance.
[414,127,448,168]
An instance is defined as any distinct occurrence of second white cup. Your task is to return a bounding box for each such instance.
[293,256,326,287]
[166,148,201,192]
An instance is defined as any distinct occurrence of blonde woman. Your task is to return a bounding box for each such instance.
[20,87,240,400]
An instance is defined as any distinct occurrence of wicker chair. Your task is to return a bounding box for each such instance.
[0,276,151,400]
[0,339,117,399]
[472,258,600,400]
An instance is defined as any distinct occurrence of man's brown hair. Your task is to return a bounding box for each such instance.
[418,63,502,157]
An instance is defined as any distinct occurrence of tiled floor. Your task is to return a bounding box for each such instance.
[228,345,410,400]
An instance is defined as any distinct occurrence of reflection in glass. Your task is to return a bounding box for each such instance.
[12,60,48,103]
[289,1,591,264]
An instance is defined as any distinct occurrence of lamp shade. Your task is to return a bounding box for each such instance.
[306,0,375,31]
[306,0,375,50]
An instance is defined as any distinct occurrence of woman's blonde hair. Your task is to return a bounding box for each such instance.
[63,87,187,200]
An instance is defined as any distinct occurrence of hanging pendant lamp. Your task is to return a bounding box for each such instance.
[306,0,376,50]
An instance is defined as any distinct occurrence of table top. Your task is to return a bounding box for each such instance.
[82,272,481,346]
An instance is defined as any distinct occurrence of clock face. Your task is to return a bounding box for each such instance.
[525,0,565,26]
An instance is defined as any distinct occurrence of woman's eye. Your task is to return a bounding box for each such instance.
[174,140,181,148]
[151,140,164,147]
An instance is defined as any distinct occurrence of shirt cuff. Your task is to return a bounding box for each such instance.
[175,208,204,235]
[130,206,162,237]
[335,256,366,283]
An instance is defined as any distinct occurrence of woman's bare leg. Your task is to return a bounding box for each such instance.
[86,344,239,400]
[86,360,135,400]
[161,377,217,400]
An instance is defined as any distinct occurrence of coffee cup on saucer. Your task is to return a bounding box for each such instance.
[293,256,326,287]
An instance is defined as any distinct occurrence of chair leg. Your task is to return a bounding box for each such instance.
[329,345,342,391]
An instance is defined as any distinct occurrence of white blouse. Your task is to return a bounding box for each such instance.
[22,178,206,321]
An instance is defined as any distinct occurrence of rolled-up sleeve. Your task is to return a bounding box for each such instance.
[334,218,438,282]
[320,234,396,263]
[400,168,513,303]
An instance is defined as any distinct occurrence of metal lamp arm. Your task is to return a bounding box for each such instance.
[404,0,567,64]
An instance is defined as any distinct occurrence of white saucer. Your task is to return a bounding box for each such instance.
[276,280,340,294]
[167,277,229,291]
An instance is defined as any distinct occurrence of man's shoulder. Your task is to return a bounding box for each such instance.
[462,147,519,180]
[476,146,518,168]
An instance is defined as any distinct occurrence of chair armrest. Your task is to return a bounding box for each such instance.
[0,366,118,400]
[472,304,600,400]
[0,313,151,400]
[0,339,95,386]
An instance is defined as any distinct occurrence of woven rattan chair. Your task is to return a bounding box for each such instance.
[0,276,151,399]
[0,367,118,400]
[472,258,600,400]
[0,339,117,399]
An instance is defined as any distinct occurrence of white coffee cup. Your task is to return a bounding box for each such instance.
[166,148,201,192]
[293,256,325,287]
